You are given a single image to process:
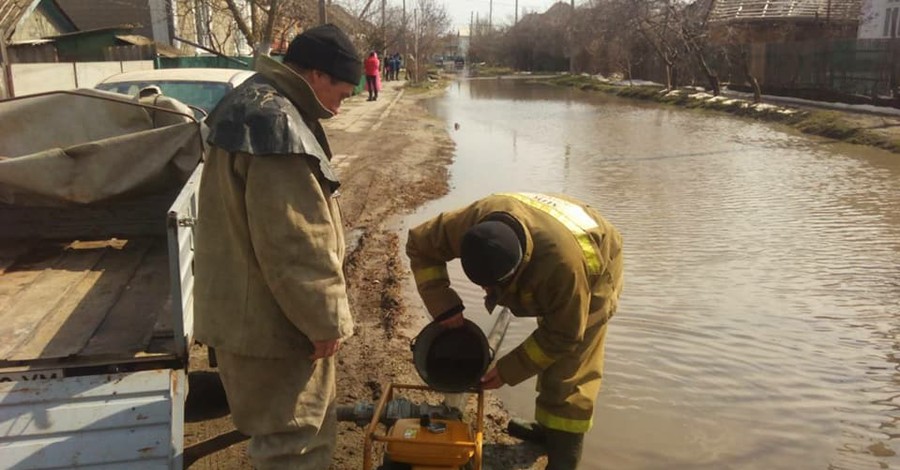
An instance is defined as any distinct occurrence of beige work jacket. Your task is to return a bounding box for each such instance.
[407,193,623,385]
[193,58,353,358]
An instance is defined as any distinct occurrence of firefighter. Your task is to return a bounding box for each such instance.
[406,192,624,469]
[194,24,360,469]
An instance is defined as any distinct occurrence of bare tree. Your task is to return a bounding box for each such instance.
[631,0,682,90]
[222,0,282,56]
[173,0,252,56]
[408,0,450,82]
[670,0,721,95]
[714,24,762,102]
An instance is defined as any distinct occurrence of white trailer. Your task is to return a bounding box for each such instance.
[0,90,202,469]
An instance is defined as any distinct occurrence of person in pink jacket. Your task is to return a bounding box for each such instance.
[364,51,380,101]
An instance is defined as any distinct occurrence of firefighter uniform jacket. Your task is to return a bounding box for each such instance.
[407,193,624,389]
[194,56,353,358]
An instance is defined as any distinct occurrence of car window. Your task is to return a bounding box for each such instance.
[96,80,231,116]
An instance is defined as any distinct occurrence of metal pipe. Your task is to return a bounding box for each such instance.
[172,36,249,67]
[486,307,513,364]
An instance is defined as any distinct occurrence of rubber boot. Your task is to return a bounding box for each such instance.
[506,418,546,444]
[544,428,584,470]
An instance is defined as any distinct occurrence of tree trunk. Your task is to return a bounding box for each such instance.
[665,63,673,90]
[749,74,762,103]
[738,46,762,103]
[742,58,762,103]
[696,52,720,95]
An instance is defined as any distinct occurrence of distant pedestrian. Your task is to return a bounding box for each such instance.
[391,53,401,80]
[365,51,380,101]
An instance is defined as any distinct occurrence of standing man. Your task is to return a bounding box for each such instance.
[194,24,360,470]
[406,192,624,470]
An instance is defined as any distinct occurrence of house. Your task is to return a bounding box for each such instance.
[858,0,900,38]
[1,0,180,98]
[55,0,173,45]
[1,0,77,97]
[707,0,862,42]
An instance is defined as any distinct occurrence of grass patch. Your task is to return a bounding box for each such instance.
[470,66,516,77]
[793,111,858,139]
[538,73,900,154]
[404,73,452,95]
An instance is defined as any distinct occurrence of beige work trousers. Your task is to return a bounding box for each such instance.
[216,349,337,470]
[534,321,608,433]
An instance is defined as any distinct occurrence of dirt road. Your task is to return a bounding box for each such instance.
[183,80,544,469]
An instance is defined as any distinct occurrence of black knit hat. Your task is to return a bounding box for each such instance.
[284,24,362,85]
[460,221,524,286]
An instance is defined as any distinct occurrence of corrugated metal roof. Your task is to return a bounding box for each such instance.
[708,0,861,22]
[0,0,42,40]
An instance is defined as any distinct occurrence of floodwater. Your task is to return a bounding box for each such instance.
[400,78,900,469]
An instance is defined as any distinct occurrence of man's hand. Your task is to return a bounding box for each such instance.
[438,312,465,328]
[480,366,505,390]
[310,339,341,360]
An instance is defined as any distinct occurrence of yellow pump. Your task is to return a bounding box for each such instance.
[362,383,483,470]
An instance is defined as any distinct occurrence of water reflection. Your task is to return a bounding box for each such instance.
[404,79,900,469]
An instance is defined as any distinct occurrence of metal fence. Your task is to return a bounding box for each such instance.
[759,38,900,100]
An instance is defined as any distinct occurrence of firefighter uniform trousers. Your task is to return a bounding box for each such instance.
[535,318,608,439]
[216,349,337,470]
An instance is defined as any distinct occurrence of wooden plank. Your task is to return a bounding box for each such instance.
[7,239,154,361]
[0,244,106,360]
[0,191,176,240]
[151,293,176,337]
[80,244,171,357]
[0,242,31,274]
[0,242,65,312]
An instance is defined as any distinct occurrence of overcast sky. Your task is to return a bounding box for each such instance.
[439,0,565,33]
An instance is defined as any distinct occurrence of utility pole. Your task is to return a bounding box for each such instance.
[381,0,386,53]
[470,11,474,35]
[489,0,493,31]
[413,7,419,83]
[515,0,518,24]
[318,0,327,24]
[404,0,408,80]
[569,0,575,73]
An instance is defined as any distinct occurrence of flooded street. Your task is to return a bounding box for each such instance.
[401,78,900,469]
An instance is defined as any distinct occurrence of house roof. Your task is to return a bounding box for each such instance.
[708,0,861,23]
[1,0,42,40]
[54,0,155,39]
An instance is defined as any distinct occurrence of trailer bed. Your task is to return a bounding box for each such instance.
[0,237,177,370]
